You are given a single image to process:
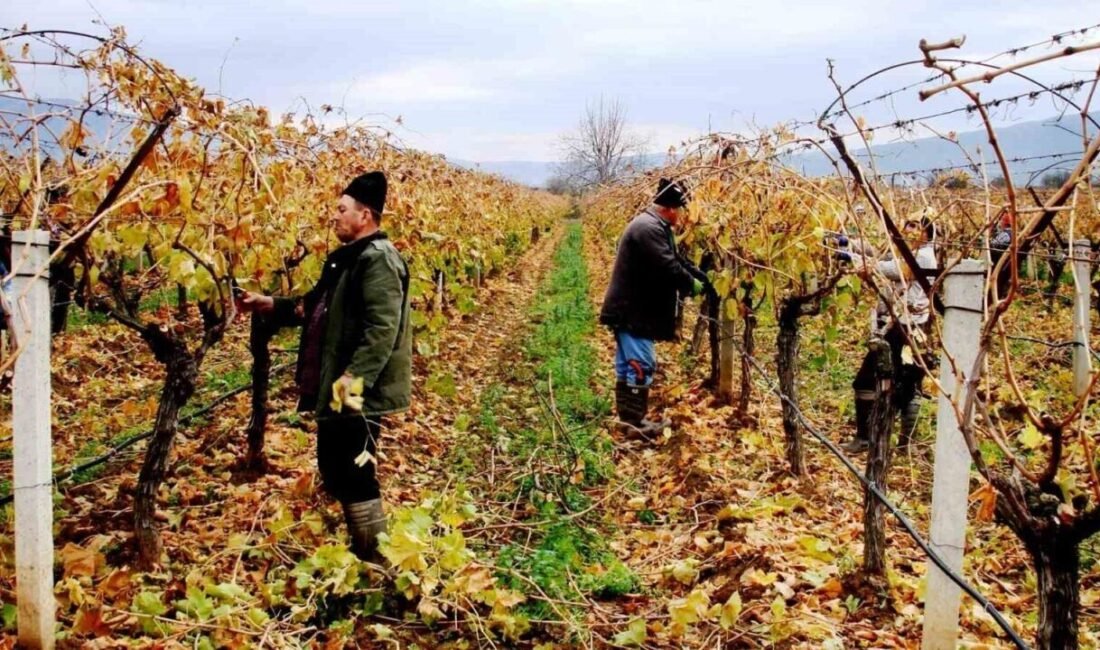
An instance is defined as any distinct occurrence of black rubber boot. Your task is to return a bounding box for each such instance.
[615,380,646,426]
[841,398,874,454]
[615,381,668,439]
[898,398,921,448]
[343,498,386,564]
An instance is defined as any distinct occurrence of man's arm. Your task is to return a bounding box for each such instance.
[638,223,697,294]
[241,291,307,328]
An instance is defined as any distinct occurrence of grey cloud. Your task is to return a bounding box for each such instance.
[8,0,1099,161]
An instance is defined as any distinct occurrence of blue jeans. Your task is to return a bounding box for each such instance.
[614,330,656,386]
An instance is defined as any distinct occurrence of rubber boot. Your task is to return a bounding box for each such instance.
[615,380,646,427]
[343,498,386,564]
[615,381,669,439]
[898,398,921,448]
[841,398,874,454]
[637,385,671,439]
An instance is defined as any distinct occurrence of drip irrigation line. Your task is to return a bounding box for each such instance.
[0,361,294,506]
[680,298,1031,649]
[1004,333,1094,351]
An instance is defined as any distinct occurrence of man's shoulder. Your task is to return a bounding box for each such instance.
[357,236,401,260]
[625,210,663,236]
[917,244,938,267]
[357,237,407,279]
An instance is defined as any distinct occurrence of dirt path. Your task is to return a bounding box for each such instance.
[380,223,566,505]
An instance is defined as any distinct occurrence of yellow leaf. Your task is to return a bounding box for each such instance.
[743,568,778,586]
[612,618,647,647]
[1019,422,1044,450]
[668,588,710,632]
[417,597,445,623]
[669,558,699,586]
[719,592,743,630]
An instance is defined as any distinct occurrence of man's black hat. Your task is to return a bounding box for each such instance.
[654,177,688,208]
[343,171,387,215]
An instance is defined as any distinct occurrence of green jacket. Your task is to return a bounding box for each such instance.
[274,232,412,420]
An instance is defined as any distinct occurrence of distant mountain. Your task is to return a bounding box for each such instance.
[8,96,1091,188]
[460,114,1099,188]
[451,160,559,188]
[454,153,669,188]
[786,112,1100,184]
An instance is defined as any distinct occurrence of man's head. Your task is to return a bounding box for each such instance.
[903,214,935,246]
[653,177,689,225]
[334,171,387,243]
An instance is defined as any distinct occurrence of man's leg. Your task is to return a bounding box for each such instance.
[613,330,666,436]
[844,347,878,454]
[614,330,647,426]
[317,416,386,562]
[885,325,923,448]
[895,363,923,448]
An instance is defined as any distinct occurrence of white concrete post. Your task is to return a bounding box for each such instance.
[11,230,54,650]
[923,258,984,650]
[1072,239,1093,398]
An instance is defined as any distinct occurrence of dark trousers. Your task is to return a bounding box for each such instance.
[317,415,383,503]
[852,324,923,408]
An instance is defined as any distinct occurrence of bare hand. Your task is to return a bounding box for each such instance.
[239,291,275,314]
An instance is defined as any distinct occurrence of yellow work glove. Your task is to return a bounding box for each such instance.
[330,375,365,412]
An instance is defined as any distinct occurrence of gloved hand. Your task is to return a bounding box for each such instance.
[330,374,365,412]
[834,250,852,262]
[834,233,849,247]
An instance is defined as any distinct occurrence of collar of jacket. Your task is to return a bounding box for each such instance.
[327,230,387,267]
[642,206,674,229]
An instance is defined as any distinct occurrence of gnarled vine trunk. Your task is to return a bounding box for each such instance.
[1032,535,1080,649]
[691,290,720,388]
[134,329,199,569]
[716,298,736,405]
[50,260,76,334]
[994,476,1089,650]
[862,338,894,577]
[129,302,225,569]
[246,312,275,474]
[775,301,805,476]
[737,285,756,418]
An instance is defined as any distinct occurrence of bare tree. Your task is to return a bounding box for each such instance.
[544,170,581,196]
[558,97,648,189]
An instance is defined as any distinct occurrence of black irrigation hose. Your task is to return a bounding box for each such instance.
[684,301,1031,649]
[0,361,294,507]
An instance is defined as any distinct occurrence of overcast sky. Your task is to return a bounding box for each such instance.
[8,0,1100,161]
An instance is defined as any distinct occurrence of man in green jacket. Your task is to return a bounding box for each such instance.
[241,171,411,562]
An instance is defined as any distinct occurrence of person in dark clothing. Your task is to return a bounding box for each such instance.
[840,215,937,453]
[241,171,411,562]
[600,178,710,437]
[989,210,1016,301]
